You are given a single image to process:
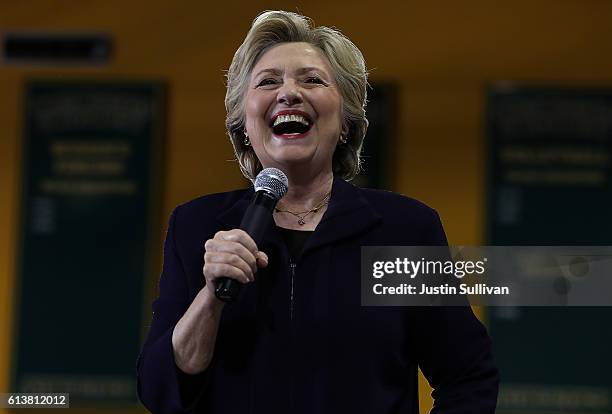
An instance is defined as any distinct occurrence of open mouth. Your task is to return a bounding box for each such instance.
[270,113,313,138]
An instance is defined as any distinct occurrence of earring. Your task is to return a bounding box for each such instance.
[339,134,347,144]
[243,131,250,146]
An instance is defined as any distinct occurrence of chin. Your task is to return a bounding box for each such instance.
[267,149,315,166]
[266,141,314,157]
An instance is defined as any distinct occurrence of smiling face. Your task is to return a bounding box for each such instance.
[244,42,344,175]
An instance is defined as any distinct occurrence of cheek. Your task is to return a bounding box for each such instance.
[317,95,344,132]
[243,96,258,128]
[244,94,268,127]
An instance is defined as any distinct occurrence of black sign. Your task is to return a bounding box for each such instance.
[486,86,612,413]
[12,81,165,405]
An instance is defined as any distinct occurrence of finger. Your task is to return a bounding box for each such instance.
[205,251,254,281]
[256,251,269,268]
[203,262,251,284]
[205,239,257,274]
[220,229,258,255]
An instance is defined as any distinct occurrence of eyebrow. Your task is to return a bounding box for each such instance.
[253,68,282,78]
[253,66,328,79]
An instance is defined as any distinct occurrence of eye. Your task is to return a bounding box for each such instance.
[256,78,278,87]
[304,76,326,85]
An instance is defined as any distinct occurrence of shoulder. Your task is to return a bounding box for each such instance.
[170,187,250,233]
[356,186,447,245]
[359,186,440,222]
[176,187,249,215]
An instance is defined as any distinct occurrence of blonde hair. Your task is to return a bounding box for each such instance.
[225,10,369,181]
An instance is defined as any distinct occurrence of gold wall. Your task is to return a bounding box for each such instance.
[2,1,612,412]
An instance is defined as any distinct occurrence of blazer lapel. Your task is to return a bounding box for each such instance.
[216,188,252,229]
[216,187,285,251]
[304,176,381,253]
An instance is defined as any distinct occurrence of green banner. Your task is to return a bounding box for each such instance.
[12,81,165,405]
[486,87,612,413]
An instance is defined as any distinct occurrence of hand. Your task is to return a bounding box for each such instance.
[201,229,268,305]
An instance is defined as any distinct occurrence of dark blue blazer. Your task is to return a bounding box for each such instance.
[137,176,499,413]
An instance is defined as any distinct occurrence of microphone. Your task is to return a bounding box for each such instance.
[214,168,289,302]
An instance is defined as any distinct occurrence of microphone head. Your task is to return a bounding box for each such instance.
[254,168,288,200]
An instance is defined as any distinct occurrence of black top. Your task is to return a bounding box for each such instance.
[137,176,499,414]
[276,226,313,263]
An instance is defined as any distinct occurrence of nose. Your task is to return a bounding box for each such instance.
[277,80,302,106]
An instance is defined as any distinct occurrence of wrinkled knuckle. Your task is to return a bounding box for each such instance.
[223,230,238,240]
[204,239,216,251]
[218,263,232,277]
[212,262,225,275]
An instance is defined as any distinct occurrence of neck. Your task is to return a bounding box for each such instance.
[277,169,334,210]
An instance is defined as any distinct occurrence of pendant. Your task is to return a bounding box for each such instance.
[298,218,305,225]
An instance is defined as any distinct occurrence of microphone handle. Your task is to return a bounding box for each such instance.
[214,192,277,302]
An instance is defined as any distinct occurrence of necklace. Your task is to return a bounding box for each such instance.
[274,191,331,225]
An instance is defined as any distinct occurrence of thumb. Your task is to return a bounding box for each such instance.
[256,251,269,268]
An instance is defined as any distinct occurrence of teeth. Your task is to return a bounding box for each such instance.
[273,114,310,127]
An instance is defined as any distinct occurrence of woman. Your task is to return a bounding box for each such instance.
[137,10,498,414]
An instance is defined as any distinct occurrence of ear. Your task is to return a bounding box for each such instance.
[341,122,349,138]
